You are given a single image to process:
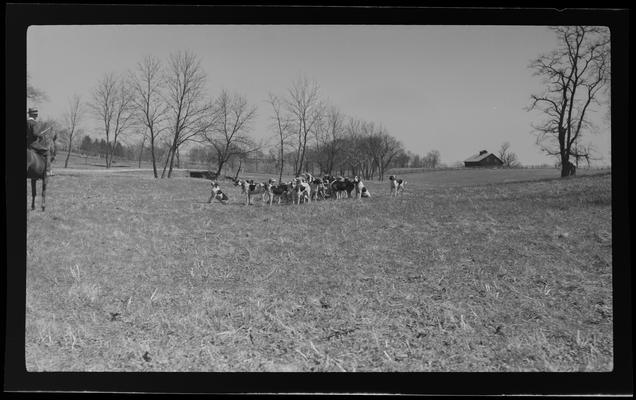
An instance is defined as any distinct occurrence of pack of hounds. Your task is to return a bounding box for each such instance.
[208,173,407,205]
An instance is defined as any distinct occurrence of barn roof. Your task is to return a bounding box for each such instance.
[464,151,496,162]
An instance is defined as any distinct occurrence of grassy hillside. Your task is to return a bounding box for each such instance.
[25,169,612,371]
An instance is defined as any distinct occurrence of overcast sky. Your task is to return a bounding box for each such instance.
[27,25,611,166]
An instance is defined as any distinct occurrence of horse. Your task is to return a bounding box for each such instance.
[27,132,56,211]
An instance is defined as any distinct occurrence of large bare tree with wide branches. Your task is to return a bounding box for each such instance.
[313,105,347,176]
[528,26,610,177]
[90,72,136,168]
[267,93,294,182]
[130,55,169,178]
[162,51,211,178]
[201,90,259,177]
[285,76,324,176]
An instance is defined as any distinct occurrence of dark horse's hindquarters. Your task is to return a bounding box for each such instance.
[27,149,48,211]
[27,132,56,211]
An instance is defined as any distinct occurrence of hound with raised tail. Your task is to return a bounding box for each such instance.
[389,175,407,197]
[207,181,229,204]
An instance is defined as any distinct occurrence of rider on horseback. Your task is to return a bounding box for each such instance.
[27,107,53,176]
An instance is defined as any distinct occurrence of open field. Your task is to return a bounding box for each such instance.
[25,168,612,371]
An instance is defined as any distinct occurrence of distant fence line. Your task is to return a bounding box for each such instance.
[387,165,612,175]
[60,151,611,177]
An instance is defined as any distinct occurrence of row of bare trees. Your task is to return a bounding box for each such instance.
[266,76,408,181]
[407,150,441,169]
[30,26,610,180]
[54,51,260,178]
[185,75,412,180]
[37,53,419,180]
[91,51,254,178]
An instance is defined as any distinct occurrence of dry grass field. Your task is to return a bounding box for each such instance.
[25,167,612,372]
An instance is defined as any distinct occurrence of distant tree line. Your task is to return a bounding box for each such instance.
[29,26,611,179]
[30,50,444,180]
[78,135,125,158]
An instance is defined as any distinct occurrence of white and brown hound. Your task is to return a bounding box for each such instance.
[235,179,271,205]
[389,175,406,196]
[207,181,229,204]
[263,178,292,205]
[353,176,371,199]
[290,178,311,204]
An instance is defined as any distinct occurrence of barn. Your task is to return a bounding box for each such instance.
[464,150,504,167]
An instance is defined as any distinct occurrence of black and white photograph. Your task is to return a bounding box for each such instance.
[6,4,632,396]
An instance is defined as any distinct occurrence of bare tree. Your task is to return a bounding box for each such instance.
[109,78,136,168]
[528,26,610,177]
[314,105,347,175]
[341,117,365,177]
[391,151,411,169]
[130,55,169,177]
[201,90,258,177]
[359,121,380,179]
[497,142,520,168]
[162,50,211,178]
[267,93,294,182]
[135,133,147,168]
[370,128,403,181]
[423,150,441,169]
[90,72,136,168]
[158,135,174,173]
[285,76,323,176]
[410,153,422,168]
[61,94,84,168]
[570,140,599,168]
[90,72,117,168]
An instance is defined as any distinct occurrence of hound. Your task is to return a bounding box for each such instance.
[291,178,311,204]
[330,177,355,199]
[236,179,271,205]
[309,178,327,200]
[389,175,407,196]
[353,176,371,199]
[322,176,334,198]
[269,182,290,204]
[207,181,229,204]
[302,172,314,183]
[322,175,335,183]
[263,178,290,205]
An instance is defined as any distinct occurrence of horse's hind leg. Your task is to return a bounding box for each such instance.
[31,179,36,210]
[41,178,47,211]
